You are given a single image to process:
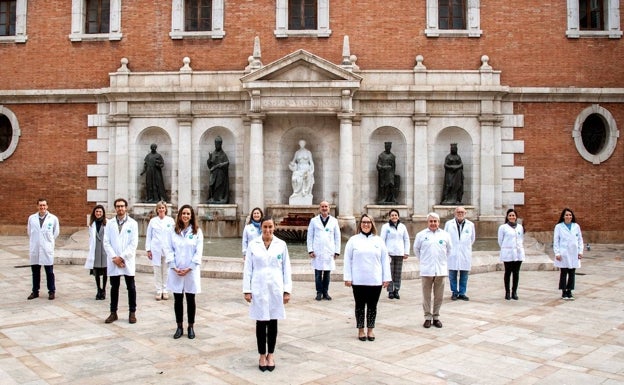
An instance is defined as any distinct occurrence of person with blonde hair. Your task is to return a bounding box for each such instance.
[145,201,174,300]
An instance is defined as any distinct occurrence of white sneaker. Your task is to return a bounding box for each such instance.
[155,293,162,301]
[162,292,169,300]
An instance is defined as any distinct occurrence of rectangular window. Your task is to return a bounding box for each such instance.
[288,0,317,30]
[85,0,110,34]
[185,0,212,32]
[0,0,16,36]
[439,0,466,30]
[579,0,604,30]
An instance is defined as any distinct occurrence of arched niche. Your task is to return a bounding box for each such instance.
[434,127,474,206]
[137,127,172,203]
[200,127,235,204]
[279,128,321,205]
[369,126,407,205]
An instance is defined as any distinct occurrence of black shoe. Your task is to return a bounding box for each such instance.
[457,294,469,301]
[315,293,322,301]
[505,292,511,300]
[27,292,39,300]
[173,327,183,339]
[511,292,518,300]
[48,292,55,300]
[323,293,332,300]
[96,289,102,300]
[187,327,195,339]
[568,291,575,300]
[393,291,400,300]
[451,293,458,301]
[423,320,431,328]
[367,336,375,341]
[388,291,395,299]
[432,320,443,328]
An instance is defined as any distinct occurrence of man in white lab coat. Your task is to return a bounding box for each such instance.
[104,198,139,324]
[307,201,341,301]
[27,198,60,300]
[444,207,476,301]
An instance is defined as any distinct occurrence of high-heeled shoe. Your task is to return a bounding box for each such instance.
[258,356,268,372]
[266,355,275,372]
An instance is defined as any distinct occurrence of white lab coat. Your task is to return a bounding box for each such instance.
[307,214,341,271]
[343,233,391,285]
[553,222,583,269]
[242,222,261,256]
[27,211,60,265]
[498,223,525,262]
[145,215,175,266]
[413,228,452,277]
[379,221,410,256]
[444,218,476,271]
[104,216,139,276]
[84,221,105,269]
[167,227,203,294]
[243,236,292,321]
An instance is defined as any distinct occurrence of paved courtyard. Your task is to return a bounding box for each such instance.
[0,235,623,384]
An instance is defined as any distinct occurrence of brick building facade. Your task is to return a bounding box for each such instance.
[0,1,622,241]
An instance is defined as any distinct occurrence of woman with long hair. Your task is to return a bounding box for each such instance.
[553,208,583,300]
[498,208,525,300]
[85,205,108,300]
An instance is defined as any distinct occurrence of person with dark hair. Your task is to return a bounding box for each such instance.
[168,204,203,339]
[85,205,108,300]
[104,198,139,324]
[27,198,60,300]
[379,209,410,299]
[146,201,175,301]
[498,208,525,300]
[242,207,263,259]
[243,217,292,372]
[553,208,583,300]
[344,214,391,341]
[414,212,452,329]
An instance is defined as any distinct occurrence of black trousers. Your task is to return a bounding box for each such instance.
[31,264,55,294]
[109,275,137,313]
[174,292,196,324]
[93,267,107,291]
[558,268,576,291]
[256,320,278,355]
[503,261,522,293]
[352,285,382,329]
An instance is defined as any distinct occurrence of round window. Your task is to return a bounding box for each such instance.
[0,107,21,161]
[0,114,11,153]
[573,105,619,164]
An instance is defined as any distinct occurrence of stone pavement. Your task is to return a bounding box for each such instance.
[0,235,623,384]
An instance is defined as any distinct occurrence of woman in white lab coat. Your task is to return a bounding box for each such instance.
[379,209,410,299]
[85,205,108,300]
[167,205,203,340]
[553,208,583,300]
[498,208,525,300]
[145,201,175,300]
[243,217,292,372]
[241,207,263,258]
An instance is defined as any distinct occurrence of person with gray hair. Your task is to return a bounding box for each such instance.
[413,212,452,328]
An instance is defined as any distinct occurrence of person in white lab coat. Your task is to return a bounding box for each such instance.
[444,207,476,301]
[84,205,108,300]
[498,208,525,300]
[413,212,452,329]
[243,217,292,372]
[380,209,410,299]
[242,207,263,259]
[307,201,341,301]
[344,214,391,342]
[167,204,203,339]
[103,198,139,324]
[145,201,175,301]
[553,208,583,300]
[27,198,60,300]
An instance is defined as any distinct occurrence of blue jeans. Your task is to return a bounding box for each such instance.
[315,270,331,295]
[448,270,469,295]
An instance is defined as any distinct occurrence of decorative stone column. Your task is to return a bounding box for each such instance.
[412,112,430,221]
[248,113,265,212]
[110,110,130,205]
[177,109,193,206]
[478,114,503,221]
[337,113,356,234]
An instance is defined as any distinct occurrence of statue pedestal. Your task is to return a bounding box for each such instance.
[432,205,476,220]
[131,203,175,236]
[289,194,313,205]
[197,204,238,238]
[366,205,410,221]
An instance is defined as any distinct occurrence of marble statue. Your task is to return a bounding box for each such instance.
[289,139,314,205]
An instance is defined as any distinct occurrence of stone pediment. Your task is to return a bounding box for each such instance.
[241,49,362,89]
